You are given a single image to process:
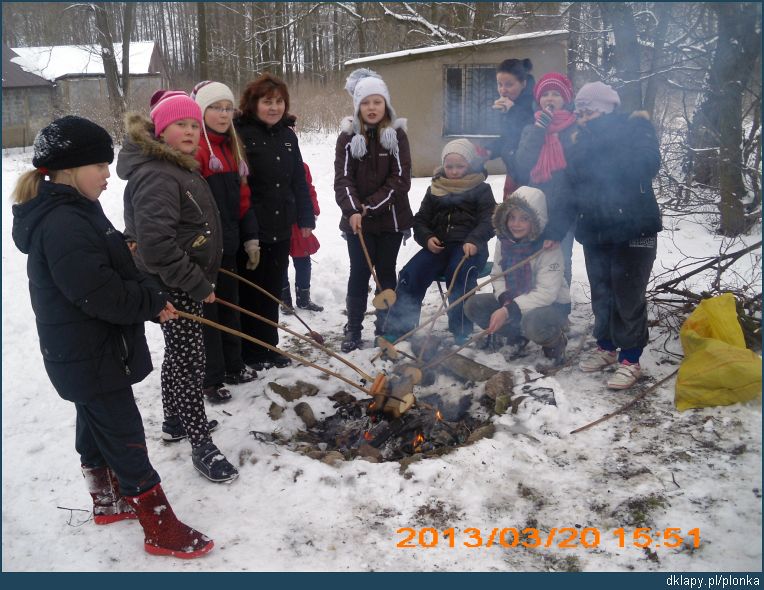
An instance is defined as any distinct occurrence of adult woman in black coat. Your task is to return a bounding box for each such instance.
[484,58,536,200]
[235,73,316,370]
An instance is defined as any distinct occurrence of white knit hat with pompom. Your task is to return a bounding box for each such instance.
[344,68,399,159]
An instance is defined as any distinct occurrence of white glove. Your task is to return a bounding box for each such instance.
[244,239,261,270]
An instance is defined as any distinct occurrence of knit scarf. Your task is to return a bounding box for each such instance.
[500,238,544,300]
[530,110,577,184]
[430,172,486,197]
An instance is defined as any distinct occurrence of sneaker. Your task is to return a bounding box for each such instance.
[191,443,239,483]
[203,385,232,404]
[606,361,641,390]
[223,367,257,385]
[579,347,618,372]
[162,417,220,443]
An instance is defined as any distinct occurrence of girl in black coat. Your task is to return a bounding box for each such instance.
[383,139,496,343]
[234,73,316,370]
[11,116,213,559]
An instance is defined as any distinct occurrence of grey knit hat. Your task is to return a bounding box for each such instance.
[574,81,621,114]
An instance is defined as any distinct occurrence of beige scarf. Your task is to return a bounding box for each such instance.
[430,171,486,197]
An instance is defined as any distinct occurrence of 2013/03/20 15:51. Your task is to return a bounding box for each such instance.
[395,527,701,549]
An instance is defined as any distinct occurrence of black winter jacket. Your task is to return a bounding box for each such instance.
[118,114,224,302]
[413,179,497,249]
[11,181,167,403]
[234,115,315,243]
[487,76,536,173]
[509,121,577,242]
[565,111,662,246]
[334,117,414,235]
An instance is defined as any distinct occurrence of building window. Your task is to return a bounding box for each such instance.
[443,64,501,137]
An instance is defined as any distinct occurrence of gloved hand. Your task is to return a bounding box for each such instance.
[244,239,261,270]
[535,109,553,129]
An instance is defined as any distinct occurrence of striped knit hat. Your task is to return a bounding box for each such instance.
[534,72,574,105]
[149,90,203,138]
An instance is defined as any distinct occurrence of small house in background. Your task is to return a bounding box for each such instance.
[4,41,168,147]
[344,30,568,177]
[3,45,54,148]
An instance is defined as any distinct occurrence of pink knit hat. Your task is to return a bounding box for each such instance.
[149,90,203,137]
[534,72,574,104]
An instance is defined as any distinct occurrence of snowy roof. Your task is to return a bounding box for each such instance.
[3,45,52,88]
[345,30,568,66]
[10,41,158,81]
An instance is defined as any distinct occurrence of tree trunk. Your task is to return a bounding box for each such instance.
[197,2,208,81]
[643,3,671,117]
[599,3,642,112]
[92,2,125,128]
[121,2,135,106]
[714,3,761,235]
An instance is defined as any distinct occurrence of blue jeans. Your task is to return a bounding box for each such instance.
[385,242,489,340]
[282,256,312,292]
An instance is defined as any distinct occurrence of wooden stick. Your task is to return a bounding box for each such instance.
[357,231,383,293]
[421,328,491,371]
[416,252,470,363]
[176,310,373,396]
[216,297,373,381]
[371,249,544,362]
[219,268,321,341]
[569,369,679,434]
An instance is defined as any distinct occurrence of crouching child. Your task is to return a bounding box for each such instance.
[464,186,569,365]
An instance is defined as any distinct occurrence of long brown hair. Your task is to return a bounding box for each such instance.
[239,73,290,122]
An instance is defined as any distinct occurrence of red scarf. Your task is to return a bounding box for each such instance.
[530,110,577,184]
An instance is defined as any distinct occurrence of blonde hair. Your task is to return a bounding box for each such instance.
[11,169,47,204]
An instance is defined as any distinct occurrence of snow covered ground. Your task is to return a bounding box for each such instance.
[2,133,761,573]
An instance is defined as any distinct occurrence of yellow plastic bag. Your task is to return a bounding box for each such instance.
[675,293,762,411]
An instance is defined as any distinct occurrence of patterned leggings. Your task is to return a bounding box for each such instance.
[160,290,212,449]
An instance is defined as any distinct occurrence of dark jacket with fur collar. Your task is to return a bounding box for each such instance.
[117,113,223,302]
[565,111,662,246]
[334,117,413,235]
[11,181,166,402]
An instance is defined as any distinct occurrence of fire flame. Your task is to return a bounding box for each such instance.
[413,433,425,448]
[363,431,373,441]
[435,410,443,421]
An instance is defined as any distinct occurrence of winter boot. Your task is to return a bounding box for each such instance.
[373,308,390,337]
[280,287,294,315]
[341,296,366,353]
[538,332,568,369]
[128,483,214,559]
[81,465,137,525]
[296,288,324,312]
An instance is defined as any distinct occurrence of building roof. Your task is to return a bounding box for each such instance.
[345,29,568,66]
[10,41,158,81]
[2,45,53,88]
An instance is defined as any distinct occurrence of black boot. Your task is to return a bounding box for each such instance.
[540,332,567,368]
[280,287,294,315]
[341,296,366,353]
[296,288,323,312]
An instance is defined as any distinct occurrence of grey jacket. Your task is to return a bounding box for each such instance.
[117,113,223,302]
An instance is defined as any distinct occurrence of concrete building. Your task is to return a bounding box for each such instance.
[4,41,168,146]
[345,30,568,177]
[3,45,55,148]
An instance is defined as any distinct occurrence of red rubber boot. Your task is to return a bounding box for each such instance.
[81,465,138,525]
[127,484,214,559]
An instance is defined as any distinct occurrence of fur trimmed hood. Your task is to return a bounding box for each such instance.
[339,116,407,160]
[116,112,199,180]
[493,186,548,242]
